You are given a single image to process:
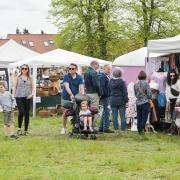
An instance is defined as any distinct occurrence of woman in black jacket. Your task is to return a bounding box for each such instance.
[110,68,128,135]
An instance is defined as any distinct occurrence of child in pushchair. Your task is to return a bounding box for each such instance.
[79,100,93,132]
[64,94,98,139]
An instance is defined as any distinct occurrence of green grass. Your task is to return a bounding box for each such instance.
[0,113,180,180]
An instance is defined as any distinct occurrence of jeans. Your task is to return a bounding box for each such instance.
[99,97,110,131]
[136,102,150,134]
[111,106,126,131]
[16,97,31,131]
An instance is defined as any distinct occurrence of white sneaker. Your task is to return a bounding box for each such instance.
[114,130,119,135]
[60,128,67,134]
[89,126,93,132]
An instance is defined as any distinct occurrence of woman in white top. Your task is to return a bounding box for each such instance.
[166,69,180,120]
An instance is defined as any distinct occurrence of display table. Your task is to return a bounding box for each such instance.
[36,95,61,108]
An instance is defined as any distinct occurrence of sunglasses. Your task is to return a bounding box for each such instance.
[22,68,28,70]
[170,74,175,77]
[69,68,76,70]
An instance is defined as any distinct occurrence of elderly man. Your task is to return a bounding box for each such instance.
[99,64,113,133]
[61,63,84,134]
[84,60,102,129]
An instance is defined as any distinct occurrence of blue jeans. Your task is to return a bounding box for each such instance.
[136,102,150,134]
[111,106,126,131]
[99,98,110,131]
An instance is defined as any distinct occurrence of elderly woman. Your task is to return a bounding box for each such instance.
[134,71,152,135]
[110,68,128,135]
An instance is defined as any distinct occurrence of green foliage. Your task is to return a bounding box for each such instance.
[0,114,180,179]
[120,0,180,46]
[49,0,180,60]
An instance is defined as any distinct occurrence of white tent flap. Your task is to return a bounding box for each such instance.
[147,35,180,54]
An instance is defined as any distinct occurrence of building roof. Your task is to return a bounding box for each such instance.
[0,39,9,46]
[7,34,57,53]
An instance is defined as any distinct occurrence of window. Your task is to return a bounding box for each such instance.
[49,40,54,44]
[44,41,49,47]
[21,40,26,45]
[29,41,34,47]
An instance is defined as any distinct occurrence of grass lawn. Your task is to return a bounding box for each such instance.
[0,114,180,180]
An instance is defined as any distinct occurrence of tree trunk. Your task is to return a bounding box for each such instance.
[96,0,107,59]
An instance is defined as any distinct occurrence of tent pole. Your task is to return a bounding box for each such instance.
[32,67,37,117]
[8,68,11,93]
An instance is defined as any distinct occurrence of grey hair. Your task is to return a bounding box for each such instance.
[103,64,111,70]
[90,60,99,66]
[113,67,122,78]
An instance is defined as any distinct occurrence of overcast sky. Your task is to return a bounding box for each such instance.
[0,0,57,36]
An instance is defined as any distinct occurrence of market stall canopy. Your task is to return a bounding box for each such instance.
[9,48,111,68]
[147,35,180,54]
[0,39,39,66]
[113,47,164,67]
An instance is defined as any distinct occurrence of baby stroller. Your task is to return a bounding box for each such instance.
[63,94,98,139]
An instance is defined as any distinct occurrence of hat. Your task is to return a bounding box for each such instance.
[149,80,159,90]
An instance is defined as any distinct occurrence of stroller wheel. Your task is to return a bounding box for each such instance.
[69,132,73,137]
[90,134,97,140]
[80,134,87,139]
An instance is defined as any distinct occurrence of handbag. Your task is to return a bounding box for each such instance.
[157,93,166,107]
[171,87,179,97]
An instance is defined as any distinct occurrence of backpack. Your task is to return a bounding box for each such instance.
[157,93,166,107]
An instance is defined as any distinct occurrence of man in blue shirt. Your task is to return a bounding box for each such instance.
[61,63,84,134]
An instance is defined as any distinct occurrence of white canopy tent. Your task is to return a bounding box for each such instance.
[112,47,167,84]
[9,48,111,68]
[0,39,39,95]
[9,48,111,117]
[113,47,165,67]
[147,35,180,54]
[0,39,39,66]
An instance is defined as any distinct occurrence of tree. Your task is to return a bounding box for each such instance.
[49,0,120,60]
[120,0,180,46]
[49,0,180,59]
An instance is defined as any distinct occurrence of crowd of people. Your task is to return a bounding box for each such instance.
[0,60,180,139]
[60,60,151,136]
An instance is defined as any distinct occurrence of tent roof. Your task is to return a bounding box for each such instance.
[147,35,180,53]
[113,47,164,67]
[0,39,39,65]
[9,48,111,68]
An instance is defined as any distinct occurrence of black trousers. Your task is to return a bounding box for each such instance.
[170,98,177,120]
[16,97,31,131]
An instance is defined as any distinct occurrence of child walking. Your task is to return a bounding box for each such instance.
[79,100,93,131]
[0,81,18,139]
